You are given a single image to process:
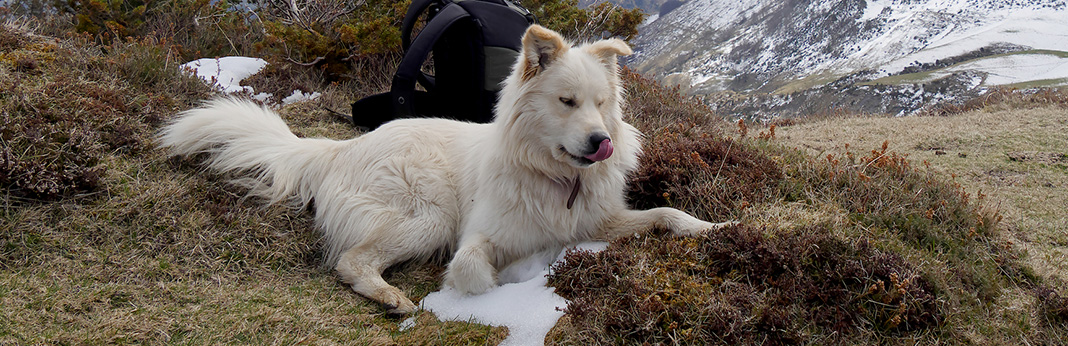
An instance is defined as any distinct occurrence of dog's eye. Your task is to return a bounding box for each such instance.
[596,100,605,107]
[559,97,576,108]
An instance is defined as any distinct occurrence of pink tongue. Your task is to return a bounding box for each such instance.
[584,139,614,162]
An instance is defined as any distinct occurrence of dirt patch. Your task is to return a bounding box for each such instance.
[984,168,1028,186]
[1007,151,1068,165]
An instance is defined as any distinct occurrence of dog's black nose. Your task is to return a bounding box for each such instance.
[587,133,611,152]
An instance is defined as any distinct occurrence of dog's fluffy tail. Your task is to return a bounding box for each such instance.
[158,98,345,208]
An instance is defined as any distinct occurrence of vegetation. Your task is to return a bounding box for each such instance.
[545,72,1066,344]
[2,1,1067,345]
[522,0,644,41]
[550,225,940,344]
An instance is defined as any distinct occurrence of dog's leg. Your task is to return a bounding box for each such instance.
[443,233,496,294]
[335,243,418,315]
[599,208,736,240]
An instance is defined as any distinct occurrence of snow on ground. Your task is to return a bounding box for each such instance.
[181,57,267,94]
[879,8,1068,75]
[940,53,1068,86]
[281,89,322,104]
[420,241,609,346]
[808,2,1068,88]
[180,56,320,105]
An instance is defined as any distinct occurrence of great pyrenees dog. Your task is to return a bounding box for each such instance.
[160,25,730,314]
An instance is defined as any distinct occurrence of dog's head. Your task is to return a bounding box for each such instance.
[497,25,634,172]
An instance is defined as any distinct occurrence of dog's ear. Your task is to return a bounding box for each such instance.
[520,25,568,82]
[584,38,632,67]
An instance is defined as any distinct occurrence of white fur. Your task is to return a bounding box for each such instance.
[158,25,729,314]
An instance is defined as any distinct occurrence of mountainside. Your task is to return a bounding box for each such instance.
[628,0,1068,118]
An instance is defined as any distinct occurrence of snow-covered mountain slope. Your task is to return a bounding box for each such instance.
[630,0,1068,97]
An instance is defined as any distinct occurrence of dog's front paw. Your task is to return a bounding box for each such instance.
[444,266,496,295]
[444,247,497,294]
[674,220,739,236]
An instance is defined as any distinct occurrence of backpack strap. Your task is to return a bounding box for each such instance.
[401,0,443,91]
[401,0,437,52]
[390,3,471,118]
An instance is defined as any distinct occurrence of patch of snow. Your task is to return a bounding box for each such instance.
[398,316,417,332]
[421,241,608,346]
[873,7,1068,78]
[251,92,273,102]
[180,57,267,94]
[940,53,1068,86]
[641,13,659,27]
[281,89,322,105]
[181,56,329,104]
[860,0,891,21]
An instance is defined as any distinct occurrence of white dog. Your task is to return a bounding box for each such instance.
[159,25,729,314]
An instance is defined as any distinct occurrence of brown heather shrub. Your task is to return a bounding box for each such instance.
[0,25,209,202]
[621,68,780,221]
[622,67,723,132]
[548,224,941,345]
[628,130,782,221]
[788,141,1029,303]
[0,23,26,50]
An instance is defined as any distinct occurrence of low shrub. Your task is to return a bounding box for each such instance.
[628,130,782,221]
[623,69,780,221]
[549,224,941,345]
[519,0,644,41]
[0,24,209,202]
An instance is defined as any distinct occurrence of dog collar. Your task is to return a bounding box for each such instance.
[567,174,581,209]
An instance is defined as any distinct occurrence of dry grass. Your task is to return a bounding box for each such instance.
[775,104,1068,284]
[773,98,1068,344]
[0,22,504,345]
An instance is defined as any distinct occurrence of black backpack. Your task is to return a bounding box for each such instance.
[349,0,535,129]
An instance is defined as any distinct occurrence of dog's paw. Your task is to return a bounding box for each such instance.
[366,286,417,315]
[444,263,496,295]
[444,267,496,295]
[674,220,739,236]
